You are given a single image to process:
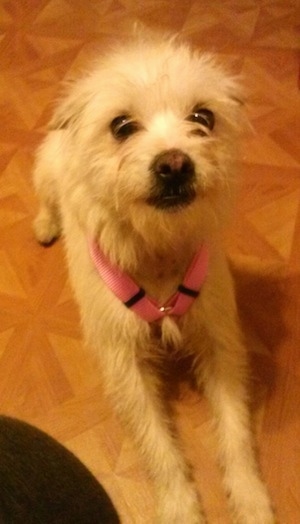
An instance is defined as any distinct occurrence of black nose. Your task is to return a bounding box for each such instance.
[151,149,195,183]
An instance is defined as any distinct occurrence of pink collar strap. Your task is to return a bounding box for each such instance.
[89,240,209,323]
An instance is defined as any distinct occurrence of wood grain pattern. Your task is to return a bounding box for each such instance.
[0,1,299,522]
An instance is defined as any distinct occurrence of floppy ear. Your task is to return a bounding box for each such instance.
[230,92,252,134]
[218,79,250,134]
[48,108,73,130]
[230,95,245,107]
[48,81,88,131]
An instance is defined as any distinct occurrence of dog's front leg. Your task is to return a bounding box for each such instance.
[98,331,206,524]
[197,277,275,523]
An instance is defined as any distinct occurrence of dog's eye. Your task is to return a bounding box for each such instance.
[110,115,140,141]
[187,108,215,134]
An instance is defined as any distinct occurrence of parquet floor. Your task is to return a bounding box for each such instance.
[0,1,299,523]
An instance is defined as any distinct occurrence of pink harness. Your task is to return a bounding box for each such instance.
[89,241,209,323]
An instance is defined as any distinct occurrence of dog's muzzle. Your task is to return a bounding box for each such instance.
[147,149,196,210]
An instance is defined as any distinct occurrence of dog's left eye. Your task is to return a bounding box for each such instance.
[110,115,141,141]
[187,108,215,133]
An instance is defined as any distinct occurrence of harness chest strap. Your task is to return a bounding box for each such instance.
[89,240,209,323]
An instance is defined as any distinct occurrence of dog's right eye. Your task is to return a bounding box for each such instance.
[110,115,140,141]
[186,107,215,136]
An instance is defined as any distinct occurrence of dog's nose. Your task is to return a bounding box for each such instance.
[151,149,195,183]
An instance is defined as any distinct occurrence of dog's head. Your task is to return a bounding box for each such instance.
[52,36,245,251]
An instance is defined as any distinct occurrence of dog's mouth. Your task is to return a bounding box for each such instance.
[147,184,196,210]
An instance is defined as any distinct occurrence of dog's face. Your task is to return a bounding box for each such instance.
[54,38,245,245]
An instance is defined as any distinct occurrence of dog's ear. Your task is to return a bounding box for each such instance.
[230,92,252,134]
[48,82,87,131]
[48,111,72,131]
[219,81,250,134]
[48,101,82,131]
[229,95,245,107]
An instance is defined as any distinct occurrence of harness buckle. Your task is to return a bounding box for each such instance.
[159,306,173,314]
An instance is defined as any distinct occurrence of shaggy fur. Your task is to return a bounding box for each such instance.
[33,35,275,523]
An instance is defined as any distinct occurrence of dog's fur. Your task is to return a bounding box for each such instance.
[33,35,275,523]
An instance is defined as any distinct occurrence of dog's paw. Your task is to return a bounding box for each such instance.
[157,505,206,524]
[33,208,60,245]
[231,485,276,524]
[233,508,276,524]
[156,482,207,524]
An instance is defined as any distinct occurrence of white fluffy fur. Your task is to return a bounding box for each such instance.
[33,35,275,523]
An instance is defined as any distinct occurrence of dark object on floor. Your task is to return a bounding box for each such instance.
[0,415,120,523]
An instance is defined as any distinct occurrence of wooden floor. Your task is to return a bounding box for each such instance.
[0,1,300,522]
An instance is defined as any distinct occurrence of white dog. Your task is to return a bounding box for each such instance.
[33,35,275,524]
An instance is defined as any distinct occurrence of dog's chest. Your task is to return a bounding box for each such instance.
[134,255,188,304]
